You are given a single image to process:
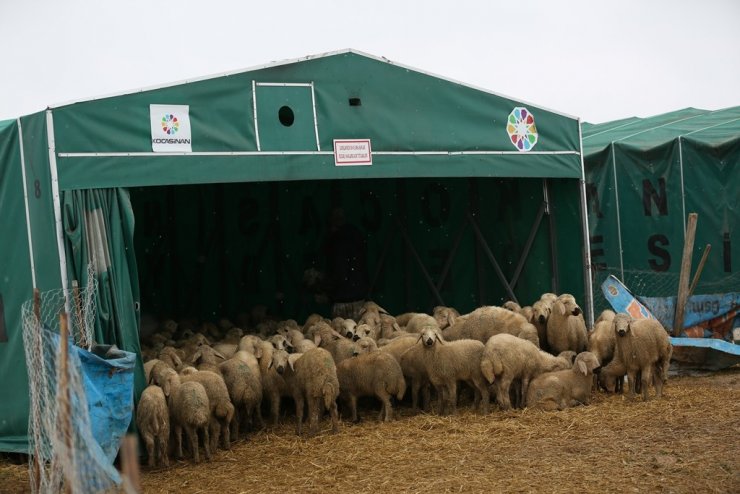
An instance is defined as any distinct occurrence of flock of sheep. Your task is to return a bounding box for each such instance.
[137,293,673,467]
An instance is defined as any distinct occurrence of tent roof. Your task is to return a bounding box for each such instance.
[582,106,740,156]
[0,119,14,134]
[25,49,583,189]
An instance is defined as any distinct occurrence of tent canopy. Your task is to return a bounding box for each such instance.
[51,49,582,190]
[582,107,740,312]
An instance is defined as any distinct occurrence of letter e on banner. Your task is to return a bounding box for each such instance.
[150,104,192,152]
[333,139,372,166]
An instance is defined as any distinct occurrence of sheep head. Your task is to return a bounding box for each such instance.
[574,352,600,376]
[613,313,632,337]
[532,300,551,325]
[433,306,459,330]
[270,349,290,375]
[355,337,377,356]
[420,326,444,347]
[557,294,581,316]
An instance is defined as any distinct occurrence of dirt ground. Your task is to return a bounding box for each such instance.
[2,367,739,494]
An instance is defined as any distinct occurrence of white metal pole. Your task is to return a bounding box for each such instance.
[578,120,595,329]
[46,109,71,313]
[18,118,38,289]
[611,142,624,280]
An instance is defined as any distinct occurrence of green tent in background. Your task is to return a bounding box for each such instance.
[0,49,592,452]
[582,107,740,313]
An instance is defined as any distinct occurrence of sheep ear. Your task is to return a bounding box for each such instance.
[162,376,171,397]
[190,350,202,364]
[577,359,588,376]
[214,350,227,360]
[378,307,389,315]
[267,357,274,370]
[288,357,296,372]
[556,301,566,316]
[314,334,322,346]
[254,345,263,359]
[358,307,367,316]
[435,331,446,345]
[393,322,401,332]
[447,312,457,329]
[173,353,183,368]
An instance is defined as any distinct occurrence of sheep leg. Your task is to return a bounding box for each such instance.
[349,394,359,423]
[328,398,340,433]
[186,427,199,464]
[295,393,305,436]
[447,381,458,415]
[641,365,653,401]
[254,398,265,429]
[495,378,513,411]
[474,378,490,414]
[519,377,531,410]
[142,432,155,467]
[174,424,183,459]
[220,418,231,450]
[209,418,220,453]
[410,378,421,412]
[626,370,638,398]
[269,391,281,426]
[157,434,169,467]
[231,409,240,442]
[308,397,321,436]
[202,425,212,461]
[421,382,431,412]
[375,386,393,422]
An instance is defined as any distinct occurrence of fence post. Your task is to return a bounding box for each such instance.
[673,213,698,336]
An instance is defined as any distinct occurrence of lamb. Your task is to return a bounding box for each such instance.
[219,355,263,439]
[180,369,235,452]
[588,310,619,392]
[354,323,378,342]
[190,345,227,375]
[546,294,588,355]
[336,346,406,422]
[530,299,553,350]
[357,301,388,335]
[609,313,672,400]
[418,327,489,415]
[443,305,539,347]
[276,347,340,436]
[136,384,170,467]
[156,367,211,463]
[158,346,184,371]
[398,342,433,412]
[479,333,575,410]
[253,340,291,425]
[237,334,263,355]
[526,352,601,410]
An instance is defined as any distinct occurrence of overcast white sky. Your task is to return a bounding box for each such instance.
[1,0,738,123]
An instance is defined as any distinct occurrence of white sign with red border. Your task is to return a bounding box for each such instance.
[333,139,372,166]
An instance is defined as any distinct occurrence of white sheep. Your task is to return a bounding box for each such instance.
[418,327,489,415]
[609,313,673,400]
[219,355,263,439]
[273,348,341,435]
[156,367,211,463]
[432,306,460,331]
[526,352,601,410]
[398,343,433,413]
[479,333,575,410]
[180,369,235,452]
[253,340,291,426]
[530,299,553,350]
[136,384,170,467]
[587,310,619,392]
[443,305,539,347]
[336,347,406,422]
[546,294,588,355]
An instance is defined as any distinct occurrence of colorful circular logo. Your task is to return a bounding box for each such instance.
[506,107,538,152]
[161,114,179,135]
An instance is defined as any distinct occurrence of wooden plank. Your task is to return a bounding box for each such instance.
[673,213,698,336]
[687,244,711,299]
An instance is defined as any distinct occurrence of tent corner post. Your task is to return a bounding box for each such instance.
[578,122,595,329]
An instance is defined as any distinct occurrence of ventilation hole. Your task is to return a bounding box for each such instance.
[278,106,294,126]
[349,97,362,107]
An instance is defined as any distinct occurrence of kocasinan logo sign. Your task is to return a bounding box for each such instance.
[150,104,192,152]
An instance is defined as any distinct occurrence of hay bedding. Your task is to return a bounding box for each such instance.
[2,369,739,494]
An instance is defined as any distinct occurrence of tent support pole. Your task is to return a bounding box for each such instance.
[509,201,546,291]
[544,179,560,294]
[428,216,469,310]
[578,121,595,329]
[468,179,485,305]
[18,118,38,289]
[397,219,445,307]
[467,212,518,303]
[46,110,70,314]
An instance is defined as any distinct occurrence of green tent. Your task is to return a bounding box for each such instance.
[0,49,592,452]
[582,107,740,311]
